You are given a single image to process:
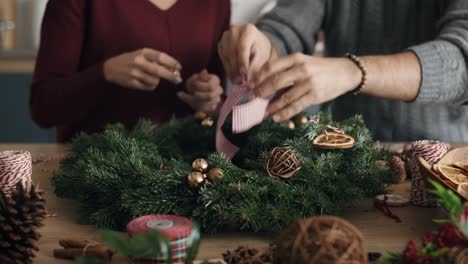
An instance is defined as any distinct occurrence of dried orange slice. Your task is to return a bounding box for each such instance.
[312,132,356,149]
[453,162,468,173]
[457,182,468,199]
[438,165,468,185]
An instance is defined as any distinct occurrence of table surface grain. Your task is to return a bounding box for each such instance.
[0,143,460,264]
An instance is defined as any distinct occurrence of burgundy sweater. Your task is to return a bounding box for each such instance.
[30,0,230,142]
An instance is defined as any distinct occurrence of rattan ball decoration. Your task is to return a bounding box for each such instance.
[264,147,302,179]
[274,216,368,264]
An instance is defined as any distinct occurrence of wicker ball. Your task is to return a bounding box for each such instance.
[439,247,468,264]
[264,147,301,179]
[274,216,368,264]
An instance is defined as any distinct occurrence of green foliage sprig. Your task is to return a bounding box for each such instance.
[52,112,390,233]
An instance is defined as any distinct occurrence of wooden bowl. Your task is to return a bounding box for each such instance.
[418,147,468,201]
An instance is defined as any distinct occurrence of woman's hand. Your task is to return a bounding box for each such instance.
[178,69,224,114]
[103,48,183,91]
[218,24,272,81]
[254,53,362,122]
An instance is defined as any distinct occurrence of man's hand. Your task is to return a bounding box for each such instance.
[254,53,362,122]
[178,69,224,114]
[218,24,273,81]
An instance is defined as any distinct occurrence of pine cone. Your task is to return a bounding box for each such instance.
[377,156,407,184]
[0,183,47,264]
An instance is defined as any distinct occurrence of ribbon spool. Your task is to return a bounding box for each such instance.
[127,215,193,264]
[409,140,449,207]
[0,150,32,197]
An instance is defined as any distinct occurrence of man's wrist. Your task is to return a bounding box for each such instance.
[341,57,363,93]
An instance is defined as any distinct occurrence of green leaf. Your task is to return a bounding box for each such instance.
[146,230,172,263]
[429,180,463,217]
[185,223,201,264]
[101,230,130,257]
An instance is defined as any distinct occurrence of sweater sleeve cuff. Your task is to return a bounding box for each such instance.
[408,40,468,104]
[80,61,109,98]
[262,31,288,57]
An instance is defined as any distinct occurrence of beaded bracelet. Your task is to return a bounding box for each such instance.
[345,53,367,95]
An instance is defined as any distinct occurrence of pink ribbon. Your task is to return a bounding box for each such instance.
[216,76,269,159]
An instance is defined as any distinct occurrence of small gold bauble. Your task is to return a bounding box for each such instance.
[201,118,214,127]
[188,171,205,187]
[287,120,296,130]
[294,114,309,125]
[192,158,209,172]
[207,168,224,181]
[194,111,207,120]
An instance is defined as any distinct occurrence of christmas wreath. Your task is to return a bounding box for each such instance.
[51,112,390,233]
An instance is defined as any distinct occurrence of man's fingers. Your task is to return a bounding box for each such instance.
[271,93,314,123]
[254,53,306,92]
[266,80,311,115]
[141,48,182,70]
[236,24,257,79]
[255,63,309,98]
[218,32,236,81]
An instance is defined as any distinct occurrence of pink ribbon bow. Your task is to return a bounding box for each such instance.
[216,75,269,159]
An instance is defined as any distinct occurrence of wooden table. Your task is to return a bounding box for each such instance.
[0,144,454,263]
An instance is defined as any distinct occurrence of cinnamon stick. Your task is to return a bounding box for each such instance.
[59,239,89,248]
[53,246,114,261]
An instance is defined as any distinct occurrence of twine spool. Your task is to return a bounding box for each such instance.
[274,216,368,264]
[409,140,449,207]
[0,150,32,197]
[127,215,192,264]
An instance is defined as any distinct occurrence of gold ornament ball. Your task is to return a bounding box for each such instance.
[294,114,309,125]
[194,111,207,120]
[202,118,214,127]
[192,158,209,172]
[287,120,296,130]
[188,171,206,187]
[207,168,224,181]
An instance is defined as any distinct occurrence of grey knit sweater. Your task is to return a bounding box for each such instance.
[257,0,468,143]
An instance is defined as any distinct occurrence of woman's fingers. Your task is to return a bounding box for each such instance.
[129,69,160,90]
[135,55,183,84]
[141,48,182,70]
[193,88,223,102]
[266,79,311,115]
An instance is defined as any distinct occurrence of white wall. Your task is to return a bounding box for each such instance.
[231,0,277,24]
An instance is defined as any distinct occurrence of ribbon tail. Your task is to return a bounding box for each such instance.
[232,97,269,134]
[216,83,248,159]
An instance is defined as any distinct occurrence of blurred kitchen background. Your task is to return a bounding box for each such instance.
[0,0,51,142]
